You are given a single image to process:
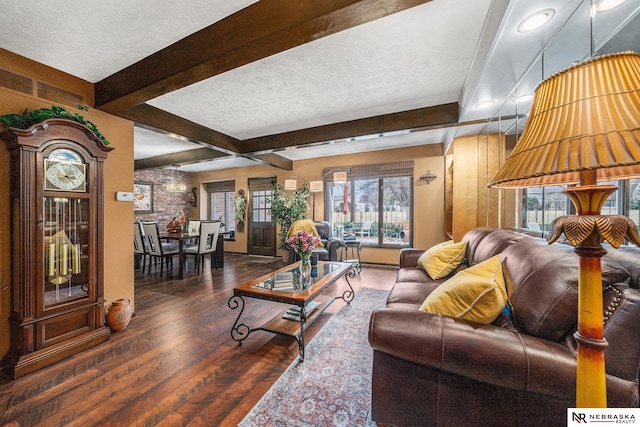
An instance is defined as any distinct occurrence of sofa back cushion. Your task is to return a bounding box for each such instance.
[603,244,640,290]
[462,228,531,266]
[500,238,630,342]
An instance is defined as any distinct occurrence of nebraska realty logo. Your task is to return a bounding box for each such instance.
[568,408,638,425]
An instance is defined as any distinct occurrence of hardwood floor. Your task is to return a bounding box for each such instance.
[0,254,397,427]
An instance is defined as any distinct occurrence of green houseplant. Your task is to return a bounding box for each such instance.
[267,183,310,249]
[0,105,110,145]
[343,221,355,236]
[234,190,247,224]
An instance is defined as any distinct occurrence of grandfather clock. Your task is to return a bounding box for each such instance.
[1,118,113,378]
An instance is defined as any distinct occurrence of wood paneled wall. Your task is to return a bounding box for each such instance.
[451,133,507,242]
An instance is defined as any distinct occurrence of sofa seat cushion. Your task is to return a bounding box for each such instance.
[419,255,507,324]
[387,280,439,308]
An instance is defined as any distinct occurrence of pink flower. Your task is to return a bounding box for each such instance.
[286,231,320,257]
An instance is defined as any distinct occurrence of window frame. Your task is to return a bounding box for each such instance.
[205,180,236,234]
[522,180,639,245]
[323,162,413,248]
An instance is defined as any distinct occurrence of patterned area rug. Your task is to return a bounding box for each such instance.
[238,287,389,427]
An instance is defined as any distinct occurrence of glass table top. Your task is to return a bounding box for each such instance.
[253,262,344,294]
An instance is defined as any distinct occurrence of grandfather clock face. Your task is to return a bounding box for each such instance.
[44,148,87,192]
[42,148,91,308]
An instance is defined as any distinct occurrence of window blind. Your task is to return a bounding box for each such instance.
[205,180,235,193]
[321,161,414,182]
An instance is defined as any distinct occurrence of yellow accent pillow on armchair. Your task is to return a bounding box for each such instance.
[286,219,323,247]
[418,255,507,324]
[417,240,468,279]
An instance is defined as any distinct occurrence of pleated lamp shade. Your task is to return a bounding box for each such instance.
[489,51,640,188]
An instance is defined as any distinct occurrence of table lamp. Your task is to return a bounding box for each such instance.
[489,51,640,407]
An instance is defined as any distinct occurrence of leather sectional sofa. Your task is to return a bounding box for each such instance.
[368,227,640,426]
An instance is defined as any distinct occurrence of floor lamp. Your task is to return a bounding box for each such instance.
[285,170,348,221]
[489,51,640,407]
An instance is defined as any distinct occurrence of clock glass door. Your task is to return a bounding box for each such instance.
[43,196,90,309]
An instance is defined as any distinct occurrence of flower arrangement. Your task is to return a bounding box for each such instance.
[286,231,320,258]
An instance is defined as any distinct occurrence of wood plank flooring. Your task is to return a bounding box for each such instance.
[0,254,397,426]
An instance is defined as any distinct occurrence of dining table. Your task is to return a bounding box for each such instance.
[162,231,227,279]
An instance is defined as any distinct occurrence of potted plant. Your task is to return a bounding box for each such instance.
[267,183,310,249]
[343,221,355,236]
[234,190,247,225]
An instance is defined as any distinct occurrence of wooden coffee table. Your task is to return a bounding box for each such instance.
[228,261,356,362]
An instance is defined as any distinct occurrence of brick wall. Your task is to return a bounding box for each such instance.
[134,169,194,229]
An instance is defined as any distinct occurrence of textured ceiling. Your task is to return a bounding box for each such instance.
[0,0,257,82]
[147,0,490,140]
[1,0,639,172]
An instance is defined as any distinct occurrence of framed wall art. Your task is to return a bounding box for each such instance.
[133,182,154,213]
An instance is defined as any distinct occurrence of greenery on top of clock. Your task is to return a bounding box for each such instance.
[0,104,110,145]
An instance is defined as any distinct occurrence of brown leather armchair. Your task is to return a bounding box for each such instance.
[368,228,640,426]
[285,220,344,264]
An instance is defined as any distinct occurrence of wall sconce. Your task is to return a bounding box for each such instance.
[419,170,437,184]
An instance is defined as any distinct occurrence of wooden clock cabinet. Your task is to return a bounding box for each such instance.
[1,118,113,378]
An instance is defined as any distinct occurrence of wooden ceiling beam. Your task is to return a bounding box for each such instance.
[128,104,242,154]
[94,0,434,114]
[242,102,460,153]
[247,153,293,171]
[134,148,229,170]
[130,104,294,170]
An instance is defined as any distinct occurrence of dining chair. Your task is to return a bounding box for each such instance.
[185,220,201,249]
[141,221,179,277]
[185,221,220,275]
[187,220,201,235]
[133,221,148,272]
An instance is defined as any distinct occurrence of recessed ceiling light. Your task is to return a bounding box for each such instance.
[475,100,495,109]
[515,94,534,103]
[518,9,555,33]
[596,0,626,12]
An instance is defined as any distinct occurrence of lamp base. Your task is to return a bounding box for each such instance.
[548,183,640,408]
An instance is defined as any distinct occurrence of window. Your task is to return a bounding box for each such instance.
[625,178,640,237]
[205,180,235,232]
[324,161,413,247]
[523,186,570,233]
[523,179,640,244]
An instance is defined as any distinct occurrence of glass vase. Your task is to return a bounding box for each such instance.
[300,252,312,276]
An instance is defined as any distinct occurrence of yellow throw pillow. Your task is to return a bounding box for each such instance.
[417,240,468,279]
[286,219,324,247]
[418,255,507,324]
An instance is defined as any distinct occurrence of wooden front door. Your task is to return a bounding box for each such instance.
[247,177,276,256]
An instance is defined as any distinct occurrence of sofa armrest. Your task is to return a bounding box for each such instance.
[368,308,579,398]
[399,248,425,269]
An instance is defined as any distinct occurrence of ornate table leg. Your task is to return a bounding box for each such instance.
[296,307,307,362]
[339,266,356,304]
[228,295,251,345]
